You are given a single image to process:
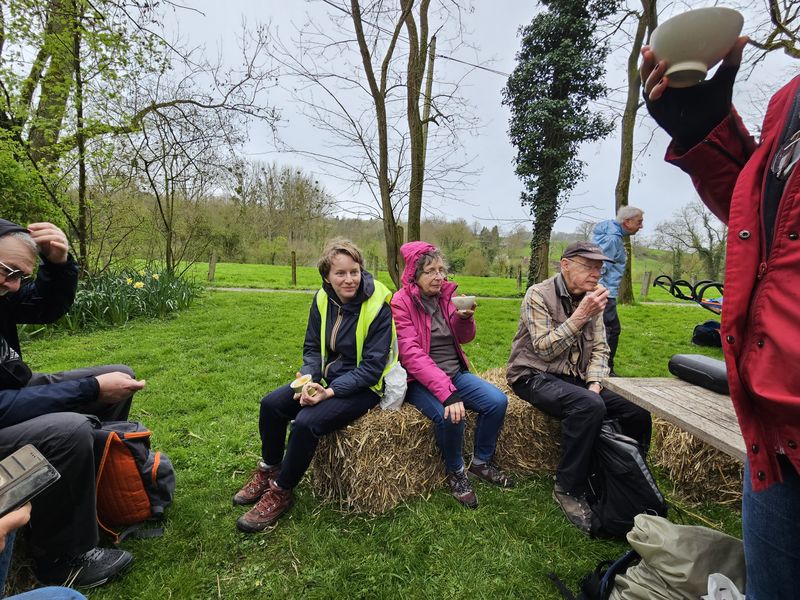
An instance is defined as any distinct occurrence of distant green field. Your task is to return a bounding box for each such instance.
[188,261,527,297]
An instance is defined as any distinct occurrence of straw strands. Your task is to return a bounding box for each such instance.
[311,368,743,514]
[651,417,743,505]
[310,368,561,514]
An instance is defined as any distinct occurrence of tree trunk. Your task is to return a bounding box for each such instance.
[72,0,87,274]
[614,0,656,305]
[28,0,76,164]
[403,0,430,243]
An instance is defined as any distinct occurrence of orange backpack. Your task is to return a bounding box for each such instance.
[93,421,175,543]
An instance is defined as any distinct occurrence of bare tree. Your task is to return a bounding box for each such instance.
[653,203,727,280]
[271,0,477,286]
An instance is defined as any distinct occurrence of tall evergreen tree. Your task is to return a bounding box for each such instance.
[503,0,619,285]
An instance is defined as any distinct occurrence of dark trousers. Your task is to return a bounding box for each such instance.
[603,299,621,372]
[259,384,379,490]
[512,372,651,495]
[0,364,135,561]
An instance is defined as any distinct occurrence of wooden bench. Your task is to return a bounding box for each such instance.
[603,377,744,503]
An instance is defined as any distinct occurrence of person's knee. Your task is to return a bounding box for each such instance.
[574,392,606,423]
[110,364,135,378]
[482,389,508,415]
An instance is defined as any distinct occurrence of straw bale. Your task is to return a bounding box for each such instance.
[651,417,743,505]
[310,368,560,514]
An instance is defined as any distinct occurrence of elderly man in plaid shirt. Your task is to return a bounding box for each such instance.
[506,241,652,534]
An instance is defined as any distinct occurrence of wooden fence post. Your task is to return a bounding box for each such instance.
[291,251,297,286]
[516,265,523,292]
[207,252,217,282]
[640,271,652,299]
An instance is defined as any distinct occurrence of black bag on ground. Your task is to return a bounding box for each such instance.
[691,320,721,347]
[668,353,729,395]
[587,421,667,539]
[0,336,32,389]
[548,549,640,600]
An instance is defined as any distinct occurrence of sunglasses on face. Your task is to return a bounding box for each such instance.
[0,260,32,283]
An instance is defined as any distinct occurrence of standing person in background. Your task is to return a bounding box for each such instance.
[641,33,799,599]
[591,206,644,374]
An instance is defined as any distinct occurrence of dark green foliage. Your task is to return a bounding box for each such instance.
[19,268,202,340]
[0,134,62,225]
[503,0,620,285]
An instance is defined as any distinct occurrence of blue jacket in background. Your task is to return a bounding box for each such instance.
[592,219,628,298]
[0,256,99,428]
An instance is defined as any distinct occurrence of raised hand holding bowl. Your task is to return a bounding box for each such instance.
[650,7,744,88]
[452,295,476,311]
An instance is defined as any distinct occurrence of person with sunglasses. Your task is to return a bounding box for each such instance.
[506,241,651,534]
[390,241,513,509]
[641,35,799,600]
[0,219,145,588]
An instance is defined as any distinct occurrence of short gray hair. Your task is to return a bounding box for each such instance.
[6,231,38,257]
[414,250,448,281]
[616,205,643,223]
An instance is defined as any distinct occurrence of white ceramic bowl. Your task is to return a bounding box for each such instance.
[452,295,476,311]
[290,374,312,393]
[650,7,744,88]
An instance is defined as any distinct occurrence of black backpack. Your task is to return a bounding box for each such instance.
[549,549,640,600]
[692,320,722,347]
[587,422,667,539]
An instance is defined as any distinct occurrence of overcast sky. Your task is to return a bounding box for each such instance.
[172,1,796,237]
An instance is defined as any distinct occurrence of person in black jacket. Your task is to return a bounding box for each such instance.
[0,219,145,588]
[233,239,394,532]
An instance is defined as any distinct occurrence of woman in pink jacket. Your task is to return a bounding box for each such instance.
[390,241,513,508]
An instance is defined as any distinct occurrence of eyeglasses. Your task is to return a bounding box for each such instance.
[771,130,800,181]
[0,260,32,283]
[421,268,448,279]
[566,258,602,274]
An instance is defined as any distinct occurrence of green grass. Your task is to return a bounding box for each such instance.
[20,293,731,599]
[186,261,530,298]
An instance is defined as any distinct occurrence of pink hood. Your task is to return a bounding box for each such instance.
[399,241,457,304]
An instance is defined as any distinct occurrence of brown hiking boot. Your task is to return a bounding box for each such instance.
[447,470,478,509]
[553,483,592,535]
[467,461,515,488]
[236,479,294,533]
[232,462,281,506]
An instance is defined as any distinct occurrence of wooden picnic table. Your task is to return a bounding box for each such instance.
[602,377,746,462]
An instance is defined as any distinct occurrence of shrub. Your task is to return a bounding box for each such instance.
[19,268,202,339]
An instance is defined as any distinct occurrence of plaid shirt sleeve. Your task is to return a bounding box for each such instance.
[522,286,583,362]
[585,316,610,382]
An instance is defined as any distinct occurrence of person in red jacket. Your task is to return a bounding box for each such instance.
[641,36,800,598]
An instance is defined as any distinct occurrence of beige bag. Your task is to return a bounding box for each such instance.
[610,514,745,600]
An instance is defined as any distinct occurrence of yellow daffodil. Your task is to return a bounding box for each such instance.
[134,281,145,289]
[139,269,146,276]
[126,277,133,285]
[152,274,160,280]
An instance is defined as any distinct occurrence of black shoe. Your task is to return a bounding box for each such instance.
[35,546,133,589]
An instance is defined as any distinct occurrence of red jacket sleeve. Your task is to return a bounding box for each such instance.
[665,108,757,225]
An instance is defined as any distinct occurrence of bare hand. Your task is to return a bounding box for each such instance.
[27,223,70,264]
[588,382,602,395]
[456,306,476,320]
[0,504,31,552]
[300,382,331,406]
[574,286,609,320]
[95,372,146,404]
[443,401,465,424]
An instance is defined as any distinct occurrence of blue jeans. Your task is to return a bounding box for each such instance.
[406,371,507,473]
[7,588,87,599]
[743,455,800,599]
